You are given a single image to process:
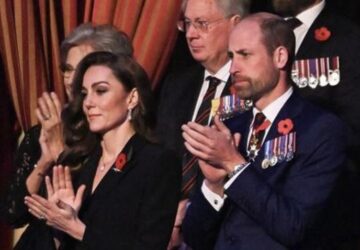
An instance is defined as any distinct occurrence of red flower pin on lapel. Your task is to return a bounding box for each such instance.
[314,27,331,42]
[114,153,127,172]
[278,118,294,135]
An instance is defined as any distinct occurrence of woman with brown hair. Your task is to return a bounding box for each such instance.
[0,23,134,250]
[25,52,181,249]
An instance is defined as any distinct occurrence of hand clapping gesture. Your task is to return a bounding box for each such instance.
[36,92,64,163]
[25,166,86,240]
[181,116,245,194]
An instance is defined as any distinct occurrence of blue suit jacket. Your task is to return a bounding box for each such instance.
[183,92,346,250]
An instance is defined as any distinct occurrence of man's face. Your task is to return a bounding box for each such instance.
[229,20,279,103]
[183,0,234,71]
[272,0,317,16]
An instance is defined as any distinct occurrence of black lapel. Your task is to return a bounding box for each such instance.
[80,134,147,204]
[185,65,206,121]
[93,134,145,199]
[296,7,331,58]
[221,76,232,96]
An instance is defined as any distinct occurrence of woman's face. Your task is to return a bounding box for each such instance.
[63,44,94,100]
[82,65,134,134]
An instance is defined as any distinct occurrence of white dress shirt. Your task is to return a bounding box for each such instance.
[289,0,325,53]
[191,61,231,125]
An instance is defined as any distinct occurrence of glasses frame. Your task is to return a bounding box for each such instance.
[177,15,233,33]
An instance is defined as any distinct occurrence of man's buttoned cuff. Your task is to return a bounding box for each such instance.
[201,181,227,211]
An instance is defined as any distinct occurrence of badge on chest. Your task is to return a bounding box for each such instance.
[291,56,340,89]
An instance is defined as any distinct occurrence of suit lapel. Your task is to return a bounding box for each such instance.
[252,93,304,169]
[221,77,232,96]
[224,110,253,158]
[296,7,331,58]
[185,65,206,121]
[86,134,146,202]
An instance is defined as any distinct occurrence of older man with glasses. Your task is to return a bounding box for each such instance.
[156,0,250,249]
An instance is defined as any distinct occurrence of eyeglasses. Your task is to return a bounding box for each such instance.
[60,63,75,78]
[177,16,230,33]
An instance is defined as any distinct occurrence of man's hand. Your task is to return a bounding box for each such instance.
[182,116,246,173]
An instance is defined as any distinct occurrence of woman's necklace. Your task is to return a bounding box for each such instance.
[99,156,115,172]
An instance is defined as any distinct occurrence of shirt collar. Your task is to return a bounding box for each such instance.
[204,60,231,84]
[253,87,293,123]
[296,0,325,29]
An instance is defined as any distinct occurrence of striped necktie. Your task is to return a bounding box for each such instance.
[181,76,221,198]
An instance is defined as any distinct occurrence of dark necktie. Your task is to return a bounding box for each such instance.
[248,112,270,160]
[286,17,302,30]
[182,76,221,198]
[195,76,221,125]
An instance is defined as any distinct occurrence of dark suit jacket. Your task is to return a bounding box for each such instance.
[294,5,360,243]
[183,92,346,250]
[295,5,360,169]
[156,63,232,160]
[62,134,181,250]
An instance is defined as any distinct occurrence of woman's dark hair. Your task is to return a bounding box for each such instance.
[58,51,156,167]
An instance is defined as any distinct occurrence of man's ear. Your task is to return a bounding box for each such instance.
[127,88,139,109]
[231,15,242,26]
[273,46,289,69]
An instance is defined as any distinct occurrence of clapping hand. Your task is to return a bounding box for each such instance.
[182,115,244,172]
[182,116,245,195]
[36,92,64,163]
[25,166,86,240]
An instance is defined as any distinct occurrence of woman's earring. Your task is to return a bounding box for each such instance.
[127,108,132,121]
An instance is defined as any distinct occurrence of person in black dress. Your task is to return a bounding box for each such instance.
[0,23,133,250]
[25,51,181,250]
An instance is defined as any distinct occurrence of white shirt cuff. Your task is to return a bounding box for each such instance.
[201,181,226,211]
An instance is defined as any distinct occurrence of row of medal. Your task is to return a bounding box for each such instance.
[261,132,296,169]
[291,56,340,89]
[210,94,253,121]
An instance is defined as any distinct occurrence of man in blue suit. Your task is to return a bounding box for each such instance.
[181,12,346,250]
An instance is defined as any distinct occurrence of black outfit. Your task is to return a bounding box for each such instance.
[1,132,181,250]
[62,134,181,250]
[293,5,360,248]
[157,63,231,159]
[295,5,360,170]
[156,64,231,195]
[0,125,57,249]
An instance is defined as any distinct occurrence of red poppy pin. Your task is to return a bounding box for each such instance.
[114,153,127,172]
[314,26,331,42]
[277,118,294,135]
